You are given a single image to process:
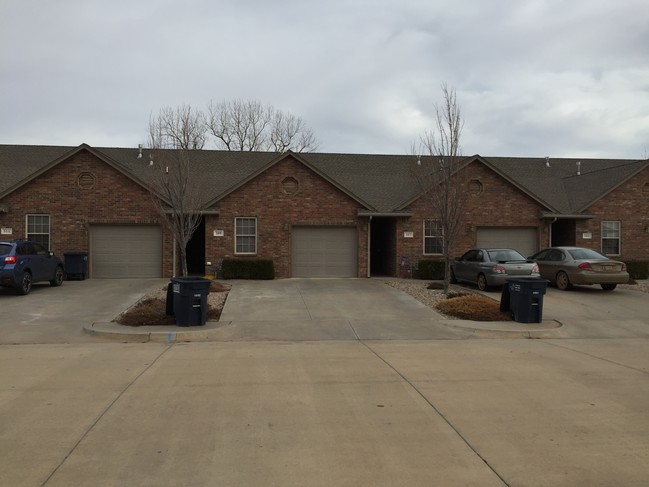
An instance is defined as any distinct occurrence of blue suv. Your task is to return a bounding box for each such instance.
[0,240,65,295]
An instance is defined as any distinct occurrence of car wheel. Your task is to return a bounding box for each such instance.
[450,268,458,284]
[556,271,572,291]
[16,272,32,295]
[477,273,488,291]
[50,266,64,287]
[601,283,617,291]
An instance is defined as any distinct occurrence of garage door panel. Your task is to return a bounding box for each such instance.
[90,225,162,278]
[292,227,357,277]
[476,228,538,258]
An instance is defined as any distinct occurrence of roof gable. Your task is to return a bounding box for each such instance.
[0,143,156,200]
[483,156,649,215]
[203,151,378,210]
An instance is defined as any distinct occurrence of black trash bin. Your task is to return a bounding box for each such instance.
[64,251,88,280]
[170,277,212,326]
[502,277,549,323]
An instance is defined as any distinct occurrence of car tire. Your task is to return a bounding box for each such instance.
[477,273,488,291]
[16,272,32,295]
[601,283,617,291]
[50,266,64,287]
[556,271,572,291]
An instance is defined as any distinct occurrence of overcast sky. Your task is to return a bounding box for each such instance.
[2,0,648,159]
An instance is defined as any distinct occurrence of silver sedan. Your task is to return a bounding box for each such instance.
[450,248,540,291]
[528,246,629,291]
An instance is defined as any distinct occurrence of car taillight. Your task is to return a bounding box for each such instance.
[532,264,539,273]
[4,255,16,264]
[578,262,592,270]
[493,265,506,274]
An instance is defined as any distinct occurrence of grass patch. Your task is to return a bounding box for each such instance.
[436,294,511,321]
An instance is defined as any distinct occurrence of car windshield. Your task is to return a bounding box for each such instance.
[0,243,11,256]
[568,248,607,260]
[487,249,526,262]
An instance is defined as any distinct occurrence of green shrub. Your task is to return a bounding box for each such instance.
[221,259,275,280]
[416,259,445,280]
[625,260,649,280]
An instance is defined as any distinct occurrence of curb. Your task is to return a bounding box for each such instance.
[440,319,563,339]
[83,321,227,343]
[84,318,563,342]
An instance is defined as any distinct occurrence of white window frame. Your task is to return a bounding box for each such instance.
[601,221,621,256]
[423,219,443,255]
[26,214,51,250]
[235,217,257,255]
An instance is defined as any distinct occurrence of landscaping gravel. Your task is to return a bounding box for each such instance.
[382,279,476,318]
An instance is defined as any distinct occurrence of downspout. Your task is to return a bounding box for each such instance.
[367,216,372,278]
[172,238,177,277]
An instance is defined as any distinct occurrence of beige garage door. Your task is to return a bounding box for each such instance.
[90,225,162,278]
[476,227,538,258]
[292,226,357,277]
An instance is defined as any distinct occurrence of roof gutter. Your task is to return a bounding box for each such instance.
[163,209,220,215]
[540,212,593,219]
[357,210,412,217]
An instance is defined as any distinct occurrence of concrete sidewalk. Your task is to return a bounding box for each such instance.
[2,339,648,486]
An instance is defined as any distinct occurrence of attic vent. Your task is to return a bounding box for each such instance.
[281,176,299,195]
[468,179,483,195]
[77,172,96,190]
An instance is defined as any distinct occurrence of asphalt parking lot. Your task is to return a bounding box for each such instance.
[1,279,649,486]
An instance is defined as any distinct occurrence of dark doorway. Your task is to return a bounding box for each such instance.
[370,218,396,276]
[551,219,576,246]
[186,217,205,275]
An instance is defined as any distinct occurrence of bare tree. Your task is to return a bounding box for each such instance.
[207,99,319,152]
[148,105,206,276]
[270,110,318,152]
[413,83,466,293]
[151,104,207,150]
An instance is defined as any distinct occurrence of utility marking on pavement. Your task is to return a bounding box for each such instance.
[39,345,174,487]
[361,341,512,487]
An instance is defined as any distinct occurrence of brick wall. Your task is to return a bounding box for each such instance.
[393,161,548,275]
[204,155,367,278]
[0,149,174,276]
[579,165,649,260]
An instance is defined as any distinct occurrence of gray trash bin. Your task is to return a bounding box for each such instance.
[170,277,211,326]
[502,277,549,323]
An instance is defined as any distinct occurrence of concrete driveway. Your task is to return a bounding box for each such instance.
[3,277,649,344]
[479,283,649,338]
[0,279,167,344]
[215,278,471,341]
[213,278,649,341]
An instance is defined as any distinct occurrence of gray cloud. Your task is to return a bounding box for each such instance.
[1,0,647,158]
